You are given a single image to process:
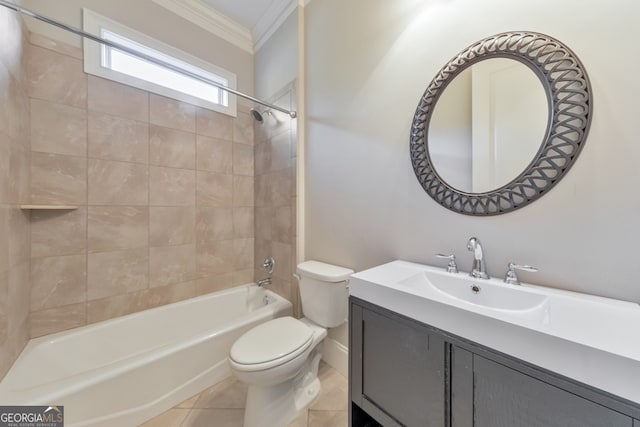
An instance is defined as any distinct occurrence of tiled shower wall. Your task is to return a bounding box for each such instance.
[27,34,256,337]
[254,84,299,315]
[0,9,31,378]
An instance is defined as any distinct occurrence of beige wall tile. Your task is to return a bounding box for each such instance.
[232,143,254,176]
[0,272,8,347]
[27,45,86,108]
[254,174,270,207]
[196,108,233,140]
[0,133,10,204]
[88,159,148,205]
[150,125,195,169]
[233,207,254,239]
[196,135,232,174]
[8,132,30,205]
[196,172,232,207]
[271,169,292,206]
[87,281,196,324]
[31,208,86,258]
[143,281,197,309]
[255,207,272,241]
[233,175,254,207]
[195,274,232,295]
[87,248,148,300]
[150,206,195,246]
[31,152,87,205]
[30,254,86,311]
[29,33,83,60]
[232,269,254,286]
[7,207,29,268]
[88,111,149,163]
[149,244,197,287]
[196,207,234,244]
[272,241,292,281]
[233,111,254,145]
[273,206,293,244]
[30,303,86,338]
[88,206,149,252]
[150,166,195,206]
[7,262,30,349]
[88,76,148,122]
[0,207,8,274]
[150,94,196,133]
[233,238,254,270]
[197,240,234,276]
[31,99,87,156]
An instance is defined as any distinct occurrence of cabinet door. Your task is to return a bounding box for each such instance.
[473,355,633,427]
[357,306,446,427]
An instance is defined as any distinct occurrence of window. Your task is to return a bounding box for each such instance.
[83,9,236,115]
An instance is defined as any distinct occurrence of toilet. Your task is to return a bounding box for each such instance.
[228,260,353,427]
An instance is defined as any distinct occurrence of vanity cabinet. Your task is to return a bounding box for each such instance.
[350,297,640,427]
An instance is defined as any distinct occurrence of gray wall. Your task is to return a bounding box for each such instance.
[305,0,640,305]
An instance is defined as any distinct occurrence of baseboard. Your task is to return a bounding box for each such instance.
[322,337,348,378]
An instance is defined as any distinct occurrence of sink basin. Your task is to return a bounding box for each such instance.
[398,270,549,313]
[349,260,640,405]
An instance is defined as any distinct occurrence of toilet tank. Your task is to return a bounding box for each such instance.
[297,260,354,328]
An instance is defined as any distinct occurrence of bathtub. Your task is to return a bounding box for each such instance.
[0,284,292,426]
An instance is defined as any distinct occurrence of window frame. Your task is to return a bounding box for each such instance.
[82,8,237,116]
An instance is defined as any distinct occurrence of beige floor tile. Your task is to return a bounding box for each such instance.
[193,376,248,409]
[176,393,201,409]
[139,408,190,427]
[181,409,244,427]
[308,410,348,427]
[286,411,308,427]
[146,362,348,427]
[311,364,349,411]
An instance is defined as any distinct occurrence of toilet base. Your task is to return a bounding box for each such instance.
[243,352,323,427]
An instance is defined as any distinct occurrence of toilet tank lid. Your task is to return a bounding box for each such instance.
[297,260,354,282]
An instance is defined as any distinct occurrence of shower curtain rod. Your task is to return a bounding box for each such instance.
[0,0,297,119]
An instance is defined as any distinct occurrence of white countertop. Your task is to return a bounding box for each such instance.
[349,260,640,405]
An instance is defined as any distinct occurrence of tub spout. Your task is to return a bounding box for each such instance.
[257,277,272,287]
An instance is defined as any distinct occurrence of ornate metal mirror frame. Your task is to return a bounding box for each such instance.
[410,31,592,215]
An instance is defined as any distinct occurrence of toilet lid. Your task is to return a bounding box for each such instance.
[230,317,313,366]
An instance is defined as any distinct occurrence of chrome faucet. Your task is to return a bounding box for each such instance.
[467,237,489,279]
[258,257,275,287]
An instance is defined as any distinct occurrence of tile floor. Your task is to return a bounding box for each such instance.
[140,362,348,427]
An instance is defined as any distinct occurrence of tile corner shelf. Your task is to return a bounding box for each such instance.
[20,205,78,210]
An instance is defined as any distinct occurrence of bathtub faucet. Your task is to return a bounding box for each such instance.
[258,257,275,287]
[257,277,272,287]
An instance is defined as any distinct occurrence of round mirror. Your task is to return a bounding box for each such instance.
[410,32,592,215]
[428,58,548,193]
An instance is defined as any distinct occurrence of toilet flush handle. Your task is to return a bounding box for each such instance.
[292,273,350,289]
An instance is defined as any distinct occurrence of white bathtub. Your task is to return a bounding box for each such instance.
[0,284,292,426]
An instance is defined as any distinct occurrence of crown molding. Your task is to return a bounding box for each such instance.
[152,0,254,53]
[252,0,297,51]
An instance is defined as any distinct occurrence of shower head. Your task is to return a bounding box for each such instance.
[250,108,264,123]
[250,108,275,123]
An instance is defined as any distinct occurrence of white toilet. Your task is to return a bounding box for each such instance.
[228,260,353,427]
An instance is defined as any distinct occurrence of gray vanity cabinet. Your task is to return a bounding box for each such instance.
[350,302,445,426]
[350,297,640,427]
[452,346,632,427]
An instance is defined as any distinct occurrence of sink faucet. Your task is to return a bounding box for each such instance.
[467,237,489,279]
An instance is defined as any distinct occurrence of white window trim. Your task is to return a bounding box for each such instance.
[82,8,237,116]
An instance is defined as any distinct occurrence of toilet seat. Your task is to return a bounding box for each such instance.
[230,317,314,371]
